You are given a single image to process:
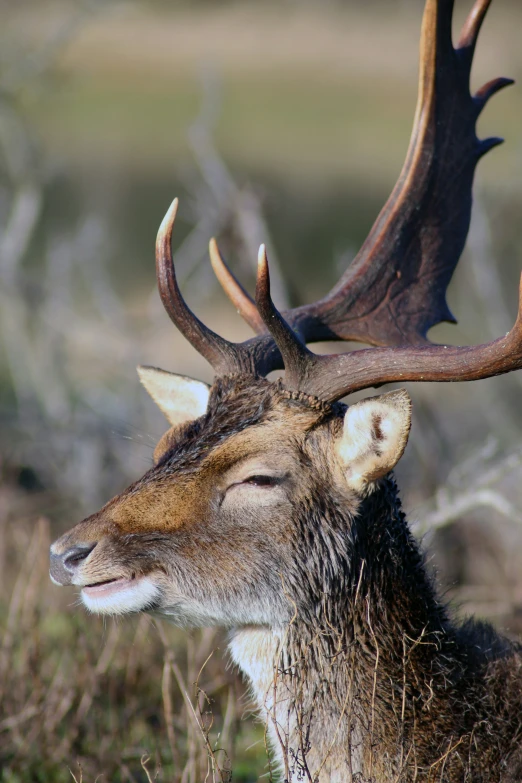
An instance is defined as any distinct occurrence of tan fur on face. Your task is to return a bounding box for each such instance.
[59,406,323,545]
[49,379,333,613]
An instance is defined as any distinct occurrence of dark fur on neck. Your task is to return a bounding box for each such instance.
[278,476,522,781]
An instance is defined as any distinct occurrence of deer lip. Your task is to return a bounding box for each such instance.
[82,575,137,596]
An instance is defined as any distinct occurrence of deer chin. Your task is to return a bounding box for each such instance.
[80,575,160,615]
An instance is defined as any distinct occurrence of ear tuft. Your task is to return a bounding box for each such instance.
[336,389,412,492]
[137,366,210,426]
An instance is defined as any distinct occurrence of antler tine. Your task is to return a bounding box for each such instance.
[277,0,514,353]
[458,0,491,53]
[157,200,260,375]
[296,275,522,403]
[156,200,284,378]
[474,77,514,113]
[208,238,266,334]
[255,245,315,389]
[464,2,514,135]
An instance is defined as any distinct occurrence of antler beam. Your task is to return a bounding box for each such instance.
[282,275,522,402]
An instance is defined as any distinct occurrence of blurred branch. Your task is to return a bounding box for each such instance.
[149,67,289,324]
[0,0,111,97]
[0,0,152,507]
[413,443,522,537]
[420,489,522,533]
[468,197,513,339]
[465,194,522,441]
[0,96,43,419]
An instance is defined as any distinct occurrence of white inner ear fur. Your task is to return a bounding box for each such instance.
[336,389,412,492]
[137,365,210,426]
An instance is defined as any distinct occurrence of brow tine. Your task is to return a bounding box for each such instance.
[208,238,266,335]
[156,200,250,375]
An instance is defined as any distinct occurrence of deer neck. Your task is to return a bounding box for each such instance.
[229,477,453,781]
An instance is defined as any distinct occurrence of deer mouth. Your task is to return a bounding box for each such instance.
[82,576,135,598]
[80,574,161,614]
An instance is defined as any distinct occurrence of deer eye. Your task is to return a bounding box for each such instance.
[242,475,280,487]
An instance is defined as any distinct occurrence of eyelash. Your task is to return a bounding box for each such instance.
[243,475,279,487]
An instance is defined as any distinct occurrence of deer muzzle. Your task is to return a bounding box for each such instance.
[49,542,97,586]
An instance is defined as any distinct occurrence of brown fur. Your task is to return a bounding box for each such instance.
[50,376,522,781]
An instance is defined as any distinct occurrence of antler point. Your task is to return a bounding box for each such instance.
[475,77,515,111]
[168,197,179,218]
[257,245,269,282]
[157,198,179,242]
[478,136,504,158]
[208,237,221,267]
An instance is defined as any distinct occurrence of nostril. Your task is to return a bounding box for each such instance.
[63,543,96,572]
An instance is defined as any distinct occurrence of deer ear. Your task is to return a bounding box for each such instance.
[137,366,210,426]
[336,389,412,492]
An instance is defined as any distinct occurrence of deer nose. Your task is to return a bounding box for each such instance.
[63,544,96,571]
[50,543,96,587]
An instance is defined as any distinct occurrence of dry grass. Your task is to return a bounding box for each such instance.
[0,475,265,783]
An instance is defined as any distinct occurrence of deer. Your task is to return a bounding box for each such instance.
[49,0,522,780]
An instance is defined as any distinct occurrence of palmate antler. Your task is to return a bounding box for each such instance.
[156,0,522,403]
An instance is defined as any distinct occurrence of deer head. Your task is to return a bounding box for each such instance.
[50,362,411,620]
[50,0,521,626]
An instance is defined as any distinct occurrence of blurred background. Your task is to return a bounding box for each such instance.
[1,0,522,780]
